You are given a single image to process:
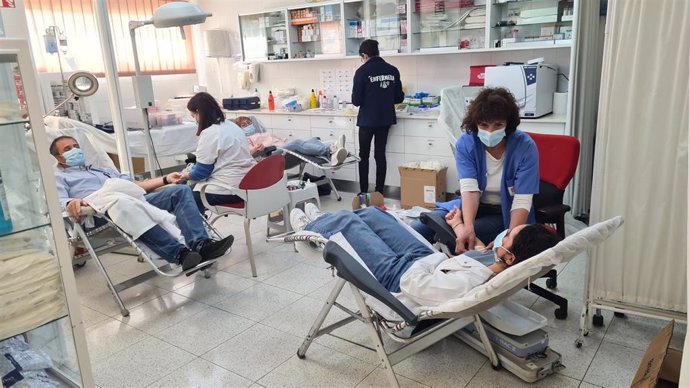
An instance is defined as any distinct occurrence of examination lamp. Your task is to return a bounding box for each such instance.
[128,2,212,175]
[43,71,98,118]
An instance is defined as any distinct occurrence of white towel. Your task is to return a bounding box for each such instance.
[438,86,466,142]
[84,178,183,242]
[464,16,486,24]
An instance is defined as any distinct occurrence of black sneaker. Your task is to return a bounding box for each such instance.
[178,248,202,273]
[199,235,234,260]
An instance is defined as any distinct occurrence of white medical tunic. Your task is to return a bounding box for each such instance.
[396,253,494,313]
[194,120,256,195]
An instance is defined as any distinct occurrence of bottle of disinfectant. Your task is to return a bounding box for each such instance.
[309,89,318,109]
[268,91,275,111]
[0,171,13,235]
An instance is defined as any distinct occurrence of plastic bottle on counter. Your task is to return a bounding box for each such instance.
[268,90,275,111]
[331,95,338,111]
[0,170,13,235]
[309,89,318,109]
[320,94,329,110]
[253,88,260,97]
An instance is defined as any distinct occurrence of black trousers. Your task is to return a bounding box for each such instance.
[358,126,390,193]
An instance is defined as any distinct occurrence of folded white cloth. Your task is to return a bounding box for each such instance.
[84,178,183,241]
[438,86,465,141]
[464,16,486,24]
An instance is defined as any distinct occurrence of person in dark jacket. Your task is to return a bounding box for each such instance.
[352,39,404,195]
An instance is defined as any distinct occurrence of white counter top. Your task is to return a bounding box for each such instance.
[226,108,566,123]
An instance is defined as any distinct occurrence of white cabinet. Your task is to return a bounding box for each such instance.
[0,38,93,387]
[272,114,310,130]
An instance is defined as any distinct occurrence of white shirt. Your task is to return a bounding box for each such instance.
[396,252,494,313]
[194,120,256,195]
[481,150,503,205]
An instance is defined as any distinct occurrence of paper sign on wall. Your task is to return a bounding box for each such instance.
[424,186,436,203]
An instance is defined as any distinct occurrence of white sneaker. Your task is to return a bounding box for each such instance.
[290,208,311,231]
[304,202,324,221]
[330,147,348,166]
[336,133,346,149]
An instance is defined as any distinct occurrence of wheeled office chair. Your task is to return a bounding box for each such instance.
[528,132,581,240]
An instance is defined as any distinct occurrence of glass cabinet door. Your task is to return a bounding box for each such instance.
[343,0,366,56]
[411,0,486,52]
[240,11,289,61]
[489,0,574,48]
[288,2,343,58]
[366,0,409,54]
[0,43,89,387]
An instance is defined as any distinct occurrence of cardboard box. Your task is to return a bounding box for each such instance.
[108,153,145,174]
[631,320,682,388]
[399,166,447,209]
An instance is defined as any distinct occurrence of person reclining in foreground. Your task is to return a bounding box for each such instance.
[234,116,349,166]
[291,205,559,312]
[51,136,234,274]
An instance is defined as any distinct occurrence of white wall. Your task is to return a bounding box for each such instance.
[195,0,571,105]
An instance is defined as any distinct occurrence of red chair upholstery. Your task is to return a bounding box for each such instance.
[198,154,290,277]
[528,133,581,239]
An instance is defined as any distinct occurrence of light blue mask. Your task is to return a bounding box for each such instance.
[63,148,85,167]
[477,128,506,148]
[243,123,259,136]
[492,229,509,261]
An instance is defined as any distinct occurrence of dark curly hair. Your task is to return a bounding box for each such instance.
[187,92,225,136]
[510,224,561,265]
[461,87,521,135]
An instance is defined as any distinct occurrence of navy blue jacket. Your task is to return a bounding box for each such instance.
[351,57,404,128]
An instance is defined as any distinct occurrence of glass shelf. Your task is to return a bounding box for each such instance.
[0,118,29,127]
[288,4,343,58]
[411,2,485,51]
[490,0,574,47]
[0,41,89,386]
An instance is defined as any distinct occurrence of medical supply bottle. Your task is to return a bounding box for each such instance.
[0,171,13,235]
[309,89,317,109]
[268,91,275,111]
[331,95,338,111]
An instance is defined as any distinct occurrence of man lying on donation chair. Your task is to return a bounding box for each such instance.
[290,204,560,313]
[234,116,349,166]
[51,136,234,274]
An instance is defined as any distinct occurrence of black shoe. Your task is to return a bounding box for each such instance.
[178,249,202,273]
[199,235,235,260]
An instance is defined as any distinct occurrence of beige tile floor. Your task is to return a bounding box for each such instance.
[74,192,686,388]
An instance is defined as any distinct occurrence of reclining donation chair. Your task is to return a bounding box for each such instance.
[43,122,222,318]
[288,216,623,386]
[197,154,290,277]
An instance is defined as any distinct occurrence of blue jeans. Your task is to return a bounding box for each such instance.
[305,207,433,292]
[411,205,505,246]
[138,185,209,263]
[282,137,330,157]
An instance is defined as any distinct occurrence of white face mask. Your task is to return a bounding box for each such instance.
[477,128,506,148]
[492,229,510,262]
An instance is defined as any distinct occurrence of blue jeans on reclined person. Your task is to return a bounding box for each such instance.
[305,207,433,292]
[281,137,330,157]
[137,185,210,263]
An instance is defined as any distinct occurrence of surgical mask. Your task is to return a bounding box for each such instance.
[477,128,506,148]
[63,148,85,167]
[243,123,258,135]
[492,229,509,261]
